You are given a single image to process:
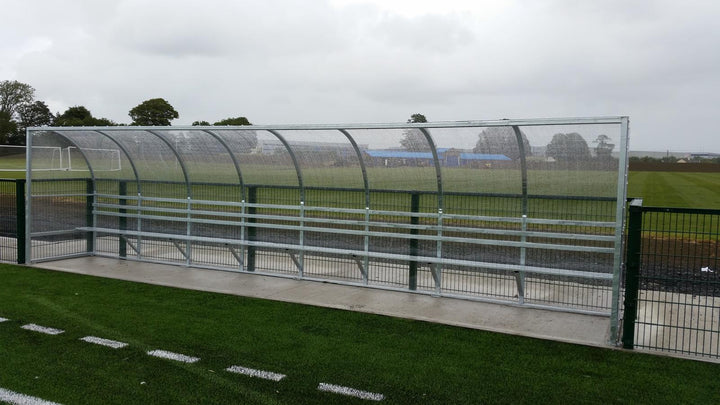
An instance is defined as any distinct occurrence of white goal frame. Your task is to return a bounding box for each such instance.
[0,145,63,172]
[66,146,122,172]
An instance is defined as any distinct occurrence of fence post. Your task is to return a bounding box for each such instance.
[86,179,95,253]
[246,185,257,272]
[409,192,419,290]
[16,179,26,264]
[622,198,643,349]
[118,181,127,258]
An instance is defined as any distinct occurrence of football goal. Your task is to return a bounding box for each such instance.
[0,145,63,171]
[0,145,121,172]
[65,146,122,172]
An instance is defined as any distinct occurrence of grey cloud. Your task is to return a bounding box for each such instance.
[374,13,475,52]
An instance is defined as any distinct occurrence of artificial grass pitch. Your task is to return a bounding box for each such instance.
[0,263,718,404]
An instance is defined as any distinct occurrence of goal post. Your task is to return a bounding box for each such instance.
[66,147,122,172]
[0,145,122,172]
[0,145,64,171]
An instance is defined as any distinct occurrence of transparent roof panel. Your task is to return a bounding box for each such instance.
[347,128,440,193]
[214,129,299,190]
[26,118,627,214]
[107,130,187,185]
[275,129,365,188]
[157,129,241,186]
[55,130,136,182]
[522,123,621,198]
[430,126,523,196]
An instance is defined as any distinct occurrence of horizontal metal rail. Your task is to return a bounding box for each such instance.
[92,208,614,254]
[93,196,617,228]
[93,202,615,240]
[79,226,613,280]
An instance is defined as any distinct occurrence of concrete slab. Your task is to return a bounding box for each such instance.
[32,256,611,348]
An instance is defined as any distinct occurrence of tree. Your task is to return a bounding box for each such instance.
[545,133,591,162]
[593,134,615,160]
[17,101,54,128]
[407,113,427,124]
[400,113,430,151]
[54,106,116,126]
[0,111,18,144]
[0,80,35,118]
[473,126,530,160]
[129,98,179,126]
[192,120,211,126]
[214,116,252,126]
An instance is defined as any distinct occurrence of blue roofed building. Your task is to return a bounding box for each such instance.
[364,149,511,167]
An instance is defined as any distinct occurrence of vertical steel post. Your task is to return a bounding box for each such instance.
[119,181,127,258]
[86,178,95,254]
[16,179,26,264]
[247,185,257,272]
[25,129,32,264]
[409,192,420,290]
[512,126,528,302]
[622,198,643,349]
[610,116,631,344]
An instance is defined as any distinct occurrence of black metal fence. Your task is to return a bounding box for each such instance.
[0,178,24,264]
[623,199,720,359]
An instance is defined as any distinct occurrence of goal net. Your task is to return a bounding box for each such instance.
[0,145,122,172]
[66,147,122,172]
[0,145,63,171]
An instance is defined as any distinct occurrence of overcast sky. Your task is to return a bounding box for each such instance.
[2,0,719,152]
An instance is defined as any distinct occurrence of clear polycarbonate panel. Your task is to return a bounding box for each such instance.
[53,130,136,187]
[345,128,438,193]
[275,129,366,204]
[518,124,622,275]
[522,124,621,201]
[27,131,90,181]
[104,130,188,198]
[214,129,299,190]
[432,126,523,196]
[159,129,242,187]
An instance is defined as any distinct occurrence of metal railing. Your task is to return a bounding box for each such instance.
[623,199,720,359]
[17,176,621,315]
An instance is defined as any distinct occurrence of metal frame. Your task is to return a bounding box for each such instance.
[25,117,630,338]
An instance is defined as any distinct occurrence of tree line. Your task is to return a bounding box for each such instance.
[0,80,251,145]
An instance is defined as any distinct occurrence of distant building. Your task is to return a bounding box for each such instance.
[687,152,720,160]
[364,148,510,167]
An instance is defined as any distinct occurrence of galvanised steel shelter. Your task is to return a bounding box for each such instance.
[25,117,630,342]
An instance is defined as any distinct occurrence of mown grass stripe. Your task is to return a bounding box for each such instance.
[79,336,128,349]
[147,349,200,364]
[0,387,62,405]
[226,365,286,381]
[20,324,64,335]
[317,382,384,401]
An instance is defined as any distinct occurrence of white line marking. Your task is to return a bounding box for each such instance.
[317,383,385,401]
[147,349,200,364]
[225,365,286,381]
[20,324,64,335]
[80,336,128,349]
[0,317,9,322]
[0,387,63,405]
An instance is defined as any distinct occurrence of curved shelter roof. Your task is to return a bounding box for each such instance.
[26,117,629,215]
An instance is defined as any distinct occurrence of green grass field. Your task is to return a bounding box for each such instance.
[1,264,718,405]
[628,171,720,209]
